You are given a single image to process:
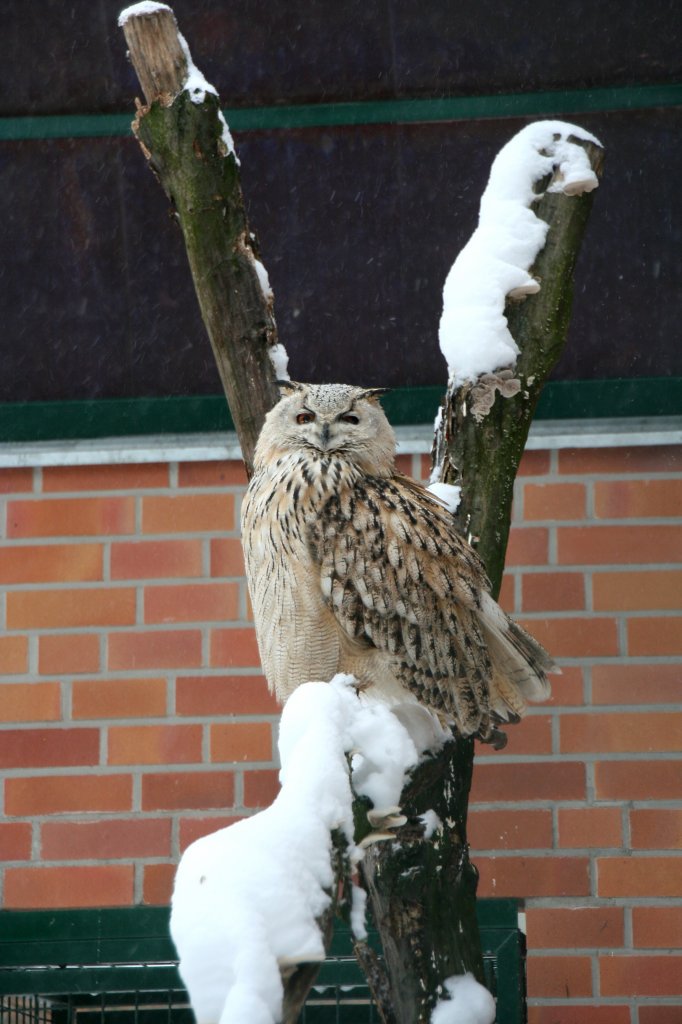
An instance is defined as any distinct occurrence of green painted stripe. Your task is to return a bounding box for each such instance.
[2,83,681,141]
[0,112,134,140]
[0,379,679,444]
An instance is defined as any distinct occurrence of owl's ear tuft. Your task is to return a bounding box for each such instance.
[275,379,304,394]
[360,387,390,402]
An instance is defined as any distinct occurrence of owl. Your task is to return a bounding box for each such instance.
[240,381,553,747]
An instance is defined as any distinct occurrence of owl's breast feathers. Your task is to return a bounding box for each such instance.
[242,454,554,745]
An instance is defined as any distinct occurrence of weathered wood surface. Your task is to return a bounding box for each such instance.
[121,5,279,474]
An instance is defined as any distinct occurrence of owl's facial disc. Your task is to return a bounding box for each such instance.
[289,396,365,454]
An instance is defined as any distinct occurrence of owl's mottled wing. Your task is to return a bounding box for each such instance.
[307,474,502,735]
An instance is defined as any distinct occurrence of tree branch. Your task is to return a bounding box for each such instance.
[120,3,279,474]
[434,139,605,593]
[360,134,604,1024]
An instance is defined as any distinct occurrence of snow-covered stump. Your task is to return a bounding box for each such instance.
[119,3,283,474]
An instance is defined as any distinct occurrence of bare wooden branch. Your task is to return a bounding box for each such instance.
[120,5,279,474]
[121,6,187,103]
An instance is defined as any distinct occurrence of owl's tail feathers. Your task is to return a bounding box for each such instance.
[478,592,556,723]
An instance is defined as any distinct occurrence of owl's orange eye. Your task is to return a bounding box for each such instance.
[296,412,315,424]
[340,414,359,425]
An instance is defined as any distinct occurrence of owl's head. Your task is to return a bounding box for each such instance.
[253,381,397,477]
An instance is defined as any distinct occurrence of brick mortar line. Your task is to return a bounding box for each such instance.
[523,897,682,906]
[510,564,682,573]
[0,531,244,544]
[0,621,256,636]
[6,462,682,483]
[474,800,682,810]
[167,675,176,717]
[472,848,682,858]
[170,816,180,862]
[519,609,682,618]
[623,904,634,950]
[3,857,179,868]
[527,951,682,958]
[4,605,677,623]
[2,707,681,722]
[0,536,241,547]
[0,764,265,777]
[548,469,682,480]
[7,482,682,504]
[61,679,72,723]
[474,751,682,763]
[0,577,250,590]
[201,536,211,577]
[0,667,269,680]
[520,515,682,526]
[7,484,250,498]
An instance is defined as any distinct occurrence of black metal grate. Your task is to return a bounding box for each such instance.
[0,902,525,1024]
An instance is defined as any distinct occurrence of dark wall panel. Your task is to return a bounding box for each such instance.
[1,2,680,403]
[1,0,679,115]
[2,108,680,402]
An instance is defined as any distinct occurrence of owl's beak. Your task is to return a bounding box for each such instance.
[319,422,331,449]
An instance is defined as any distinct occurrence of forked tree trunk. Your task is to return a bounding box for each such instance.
[119,8,603,1022]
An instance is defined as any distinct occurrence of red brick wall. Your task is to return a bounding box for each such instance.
[1,444,681,1021]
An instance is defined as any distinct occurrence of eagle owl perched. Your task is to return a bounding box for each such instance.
[241,381,553,746]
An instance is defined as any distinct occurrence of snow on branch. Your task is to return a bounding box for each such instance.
[430,973,496,1024]
[118,0,170,23]
[439,120,601,393]
[170,676,446,1024]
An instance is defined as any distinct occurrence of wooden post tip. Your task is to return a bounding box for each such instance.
[118,2,173,28]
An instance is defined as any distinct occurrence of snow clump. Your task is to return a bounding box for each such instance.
[439,120,601,388]
[431,972,496,1024]
[170,675,437,1024]
[118,1,170,25]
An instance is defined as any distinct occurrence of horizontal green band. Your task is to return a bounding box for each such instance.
[0,379,679,444]
[1,83,680,141]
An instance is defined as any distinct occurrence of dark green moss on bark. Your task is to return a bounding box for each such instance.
[359,140,604,1024]
[134,91,279,472]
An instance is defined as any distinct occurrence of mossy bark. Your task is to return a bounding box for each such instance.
[434,141,605,588]
[122,7,278,475]
[360,737,479,1024]
[361,142,604,1023]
